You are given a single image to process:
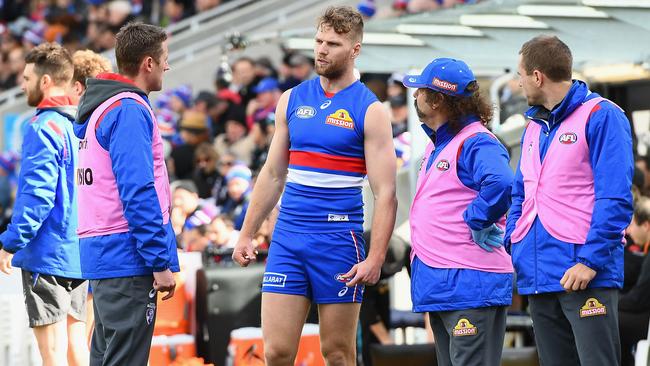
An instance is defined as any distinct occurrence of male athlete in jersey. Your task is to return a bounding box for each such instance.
[233,6,397,366]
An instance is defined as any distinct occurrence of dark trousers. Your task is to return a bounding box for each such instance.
[529,288,620,366]
[428,306,507,366]
[90,276,157,366]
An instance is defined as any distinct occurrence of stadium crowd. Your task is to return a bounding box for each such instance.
[0,2,648,366]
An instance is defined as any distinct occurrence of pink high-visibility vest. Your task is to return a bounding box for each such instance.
[511,97,605,244]
[410,122,513,273]
[77,92,171,238]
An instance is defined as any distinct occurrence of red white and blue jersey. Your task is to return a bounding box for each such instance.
[276,77,378,232]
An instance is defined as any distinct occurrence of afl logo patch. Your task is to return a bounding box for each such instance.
[334,273,351,283]
[436,160,450,171]
[296,106,316,119]
[559,132,577,144]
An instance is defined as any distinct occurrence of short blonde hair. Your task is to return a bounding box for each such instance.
[317,6,364,43]
[72,50,112,87]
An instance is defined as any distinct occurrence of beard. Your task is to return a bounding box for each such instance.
[414,100,426,119]
[26,84,44,107]
[315,59,345,80]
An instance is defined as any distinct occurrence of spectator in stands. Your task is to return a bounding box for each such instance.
[214,114,255,166]
[171,180,202,236]
[231,56,259,106]
[624,197,650,293]
[182,203,219,252]
[247,77,281,128]
[387,72,406,98]
[207,214,240,249]
[635,155,650,196]
[196,0,221,12]
[193,90,222,135]
[192,142,223,199]
[388,93,408,137]
[288,53,315,84]
[620,196,650,366]
[169,84,193,116]
[499,77,528,124]
[219,164,252,230]
[255,57,278,79]
[0,152,18,233]
[7,47,25,89]
[357,0,377,19]
[250,113,275,175]
[171,110,210,180]
[214,152,236,206]
[162,0,195,25]
[0,42,88,366]
[69,49,112,104]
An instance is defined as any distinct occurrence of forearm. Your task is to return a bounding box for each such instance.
[370,322,393,345]
[239,166,285,238]
[367,192,397,263]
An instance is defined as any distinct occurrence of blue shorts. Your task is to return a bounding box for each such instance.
[262,229,366,303]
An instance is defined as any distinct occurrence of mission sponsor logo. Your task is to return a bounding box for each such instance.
[326,109,354,130]
[580,298,607,318]
[432,78,458,92]
[559,132,578,144]
[452,318,477,337]
[296,106,316,119]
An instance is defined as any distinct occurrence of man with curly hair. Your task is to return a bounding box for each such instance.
[404,58,514,366]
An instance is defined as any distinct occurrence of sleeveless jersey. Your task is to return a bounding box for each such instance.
[276,77,378,232]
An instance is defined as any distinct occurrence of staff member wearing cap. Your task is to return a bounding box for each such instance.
[404,58,514,366]
[506,35,633,366]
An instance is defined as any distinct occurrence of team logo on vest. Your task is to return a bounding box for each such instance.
[579,298,607,318]
[432,78,458,93]
[145,302,156,325]
[452,318,477,337]
[296,106,316,119]
[436,159,450,171]
[559,132,578,144]
[326,109,355,130]
[263,272,287,287]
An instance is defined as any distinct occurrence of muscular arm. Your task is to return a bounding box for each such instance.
[344,102,397,286]
[364,102,398,264]
[238,90,291,240]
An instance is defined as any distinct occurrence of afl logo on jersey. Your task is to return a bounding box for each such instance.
[436,160,450,171]
[326,109,355,130]
[559,132,578,144]
[296,106,316,119]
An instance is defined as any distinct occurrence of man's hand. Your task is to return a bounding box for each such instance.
[342,257,383,287]
[560,263,596,292]
[153,269,176,300]
[232,236,257,267]
[0,249,14,275]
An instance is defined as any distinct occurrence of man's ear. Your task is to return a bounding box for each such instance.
[40,74,52,90]
[533,70,544,87]
[142,56,155,73]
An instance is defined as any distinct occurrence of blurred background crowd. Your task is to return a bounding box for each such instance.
[2,0,650,366]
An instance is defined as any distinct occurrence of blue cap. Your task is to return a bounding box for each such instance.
[402,58,476,97]
[357,1,376,18]
[253,77,279,94]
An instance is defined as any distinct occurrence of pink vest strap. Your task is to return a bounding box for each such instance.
[410,122,513,273]
[77,92,171,238]
[511,97,606,244]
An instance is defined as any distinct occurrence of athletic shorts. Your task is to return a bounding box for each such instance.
[21,270,88,327]
[262,229,366,303]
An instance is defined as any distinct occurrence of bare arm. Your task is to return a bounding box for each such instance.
[233,89,291,265]
[345,101,397,286]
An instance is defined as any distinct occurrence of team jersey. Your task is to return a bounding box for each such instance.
[276,77,378,232]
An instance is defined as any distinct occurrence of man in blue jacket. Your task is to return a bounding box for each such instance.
[74,22,179,366]
[0,43,88,366]
[505,35,633,366]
